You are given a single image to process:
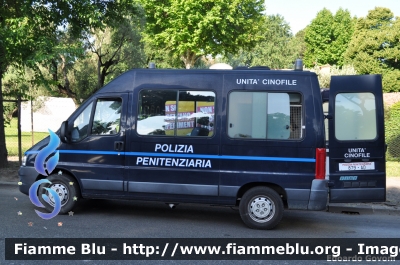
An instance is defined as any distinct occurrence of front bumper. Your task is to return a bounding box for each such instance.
[18,166,40,195]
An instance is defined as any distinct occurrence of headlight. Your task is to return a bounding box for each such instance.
[22,155,27,166]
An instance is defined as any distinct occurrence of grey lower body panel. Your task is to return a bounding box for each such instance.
[330,188,385,203]
[308,179,328,210]
[219,185,240,197]
[81,179,124,191]
[285,189,310,210]
[128,181,218,196]
[286,180,328,210]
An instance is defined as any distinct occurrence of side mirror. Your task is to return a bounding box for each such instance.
[60,121,69,143]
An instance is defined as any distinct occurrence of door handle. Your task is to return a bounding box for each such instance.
[114,141,124,151]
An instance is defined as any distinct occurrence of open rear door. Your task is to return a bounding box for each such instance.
[328,75,386,203]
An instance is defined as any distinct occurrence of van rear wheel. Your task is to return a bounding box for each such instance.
[239,187,283,230]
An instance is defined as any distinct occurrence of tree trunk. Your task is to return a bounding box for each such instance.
[97,48,102,90]
[182,50,201,69]
[0,71,9,168]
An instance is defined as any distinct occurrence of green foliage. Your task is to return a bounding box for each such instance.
[0,0,141,166]
[1,1,136,71]
[344,7,400,92]
[144,42,185,69]
[224,14,300,69]
[307,64,357,88]
[1,0,141,86]
[142,0,266,69]
[1,67,48,124]
[386,101,400,161]
[84,12,146,90]
[1,1,143,103]
[382,70,400,93]
[304,9,333,67]
[64,11,146,101]
[294,29,307,60]
[69,56,98,101]
[250,15,300,68]
[304,8,355,67]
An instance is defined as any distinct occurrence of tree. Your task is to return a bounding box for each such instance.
[225,14,300,69]
[250,14,301,68]
[294,28,307,60]
[0,0,140,167]
[144,41,185,69]
[47,31,86,102]
[0,30,8,166]
[84,14,146,91]
[141,0,266,69]
[344,7,400,92]
[330,9,356,66]
[304,8,355,67]
[303,8,333,67]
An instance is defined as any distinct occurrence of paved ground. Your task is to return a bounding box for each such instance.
[1,159,399,213]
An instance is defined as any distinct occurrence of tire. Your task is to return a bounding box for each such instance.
[38,174,79,214]
[239,186,284,230]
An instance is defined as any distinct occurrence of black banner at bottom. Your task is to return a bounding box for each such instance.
[5,238,400,261]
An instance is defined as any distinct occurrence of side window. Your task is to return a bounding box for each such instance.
[288,93,303,139]
[91,98,122,135]
[335,92,377,140]
[228,92,302,140]
[71,102,93,142]
[267,93,290,139]
[137,90,215,137]
[228,92,267,138]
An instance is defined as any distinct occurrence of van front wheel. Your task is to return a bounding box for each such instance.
[239,187,283,230]
[38,174,79,214]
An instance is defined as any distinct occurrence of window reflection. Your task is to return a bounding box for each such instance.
[137,90,215,137]
[335,93,376,140]
[91,99,122,135]
[71,102,93,142]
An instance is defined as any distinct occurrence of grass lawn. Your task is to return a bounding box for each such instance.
[5,119,48,156]
[387,161,400,177]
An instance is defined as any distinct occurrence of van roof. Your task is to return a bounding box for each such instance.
[97,68,318,94]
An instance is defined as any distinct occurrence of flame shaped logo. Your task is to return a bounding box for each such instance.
[29,129,61,219]
[29,179,61,220]
[34,129,60,176]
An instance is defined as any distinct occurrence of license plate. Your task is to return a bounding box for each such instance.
[339,162,375,171]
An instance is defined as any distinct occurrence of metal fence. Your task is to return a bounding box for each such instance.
[4,97,47,164]
[387,136,400,161]
[5,116,47,155]
[4,96,76,165]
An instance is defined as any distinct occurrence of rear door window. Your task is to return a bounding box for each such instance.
[335,92,377,141]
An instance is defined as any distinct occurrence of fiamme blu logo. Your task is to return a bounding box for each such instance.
[28,129,61,220]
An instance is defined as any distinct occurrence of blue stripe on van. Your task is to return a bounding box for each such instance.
[25,150,315,163]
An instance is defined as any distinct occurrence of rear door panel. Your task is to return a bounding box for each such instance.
[328,75,385,203]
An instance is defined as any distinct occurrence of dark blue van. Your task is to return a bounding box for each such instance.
[18,63,386,229]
